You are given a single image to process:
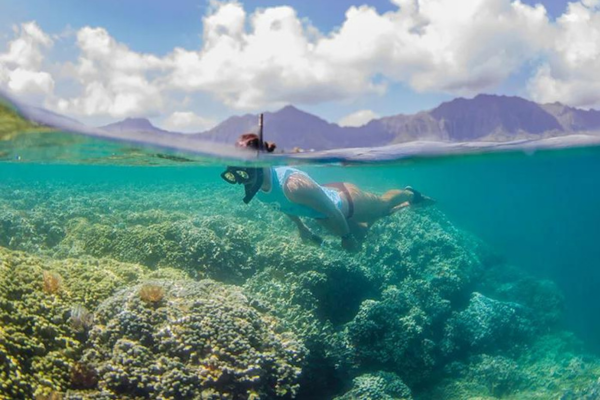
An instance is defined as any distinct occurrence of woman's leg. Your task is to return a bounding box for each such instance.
[381,189,414,214]
[340,184,414,223]
[318,182,432,238]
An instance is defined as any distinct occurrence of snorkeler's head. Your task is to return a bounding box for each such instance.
[220,166,256,185]
[236,133,276,153]
[220,166,264,204]
[220,133,276,204]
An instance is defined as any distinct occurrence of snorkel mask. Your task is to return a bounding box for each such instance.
[220,166,264,204]
[220,114,270,204]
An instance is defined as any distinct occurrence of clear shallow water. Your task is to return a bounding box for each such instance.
[1,120,600,398]
[3,147,599,346]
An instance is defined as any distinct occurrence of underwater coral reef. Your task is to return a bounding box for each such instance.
[1,178,600,399]
[81,280,304,398]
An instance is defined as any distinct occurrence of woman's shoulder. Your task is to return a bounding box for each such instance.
[274,166,306,179]
[273,166,302,173]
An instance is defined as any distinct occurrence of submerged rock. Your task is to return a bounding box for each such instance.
[441,292,535,357]
[420,332,600,400]
[81,279,305,399]
[334,371,412,400]
[245,208,487,394]
[342,281,451,385]
[479,264,565,329]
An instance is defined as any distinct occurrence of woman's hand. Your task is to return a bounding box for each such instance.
[341,233,360,252]
[300,230,324,246]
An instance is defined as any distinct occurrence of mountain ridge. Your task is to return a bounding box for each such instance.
[99,117,179,135]
[97,95,600,151]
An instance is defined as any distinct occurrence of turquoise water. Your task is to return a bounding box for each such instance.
[1,128,600,398]
[3,147,599,347]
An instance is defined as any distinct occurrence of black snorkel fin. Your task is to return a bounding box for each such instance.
[242,113,266,204]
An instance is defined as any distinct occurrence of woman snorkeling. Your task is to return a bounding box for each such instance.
[221,133,434,251]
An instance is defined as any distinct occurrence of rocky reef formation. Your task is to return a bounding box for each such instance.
[421,332,600,399]
[334,371,412,400]
[80,279,304,399]
[244,208,492,395]
[0,246,187,398]
[0,182,264,283]
[0,244,303,399]
[441,292,535,357]
[1,178,600,399]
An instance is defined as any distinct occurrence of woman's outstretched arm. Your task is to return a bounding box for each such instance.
[285,214,323,245]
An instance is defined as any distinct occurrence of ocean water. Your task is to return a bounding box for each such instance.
[1,119,600,399]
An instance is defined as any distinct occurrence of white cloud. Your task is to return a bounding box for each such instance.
[527,1,600,108]
[54,27,166,118]
[338,109,380,127]
[0,22,53,70]
[165,3,377,110]
[582,0,600,8]
[6,1,600,120]
[67,1,545,117]
[320,0,551,94]
[0,22,55,103]
[6,68,54,95]
[162,111,217,133]
[164,0,552,110]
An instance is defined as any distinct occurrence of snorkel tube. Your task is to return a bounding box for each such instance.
[258,113,265,152]
[222,114,276,203]
[241,113,266,203]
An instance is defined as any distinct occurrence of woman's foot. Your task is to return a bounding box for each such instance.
[405,186,436,205]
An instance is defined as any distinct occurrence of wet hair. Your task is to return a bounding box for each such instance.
[236,133,276,153]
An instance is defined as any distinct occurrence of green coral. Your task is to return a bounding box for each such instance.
[443,355,527,398]
[57,218,258,283]
[81,279,305,399]
[243,236,374,398]
[0,246,187,398]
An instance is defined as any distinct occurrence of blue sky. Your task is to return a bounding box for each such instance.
[0,0,571,51]
[1,0,598,131]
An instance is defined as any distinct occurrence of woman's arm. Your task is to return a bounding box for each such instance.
[285,214,323,245]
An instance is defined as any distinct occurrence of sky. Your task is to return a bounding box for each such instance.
[0,0,597,132]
